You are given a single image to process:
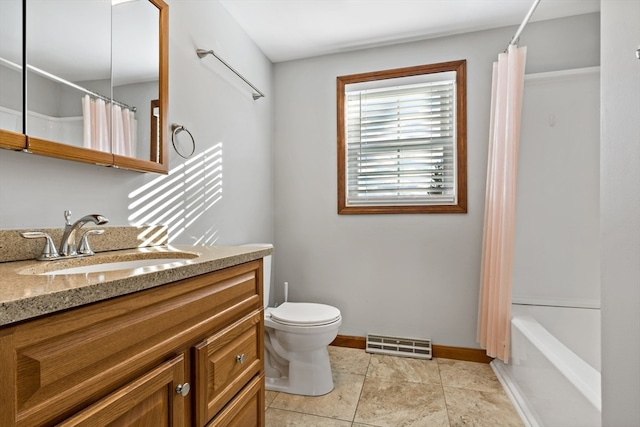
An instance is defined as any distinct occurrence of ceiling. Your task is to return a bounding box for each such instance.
[219,0,600,63]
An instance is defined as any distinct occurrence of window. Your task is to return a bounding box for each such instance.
[337,60,467,214]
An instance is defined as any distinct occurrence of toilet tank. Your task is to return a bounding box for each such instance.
[243,243,272,308]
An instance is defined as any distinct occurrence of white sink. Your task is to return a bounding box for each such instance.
[41,258,191,275]
[18,249,201,276]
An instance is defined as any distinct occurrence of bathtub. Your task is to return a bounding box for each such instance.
[491,304,601,427]
[0,105,83,146]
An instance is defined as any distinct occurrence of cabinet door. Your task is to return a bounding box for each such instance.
[194,311,263,426]
[206,374,265,427]
[57,354,186,427]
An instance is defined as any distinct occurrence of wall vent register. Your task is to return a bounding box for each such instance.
[366,333,432,359]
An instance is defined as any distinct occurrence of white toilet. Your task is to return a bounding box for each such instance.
[258,245,342,396]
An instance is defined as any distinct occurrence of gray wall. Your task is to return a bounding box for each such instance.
[0,65,22,114]
[272,13,599,348]
[600,1,640,425]
[0,0,274,249]
[113,80,159,159]
[513,69,600,308]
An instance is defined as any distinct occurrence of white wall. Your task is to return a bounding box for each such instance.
[513,68,600,308]
[600,1,640,425]
[273,13,599,348]
[0,0,274,248]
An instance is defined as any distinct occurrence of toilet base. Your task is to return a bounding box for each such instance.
[265,376,291,393]
[264,348,335,396]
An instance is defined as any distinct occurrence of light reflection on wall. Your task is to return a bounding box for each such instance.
[128,143,223,244]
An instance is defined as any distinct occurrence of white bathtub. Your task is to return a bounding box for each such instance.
[0,105,83,146]
[492,304,601,427]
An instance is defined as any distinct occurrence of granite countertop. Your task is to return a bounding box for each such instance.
[0,244,273,327]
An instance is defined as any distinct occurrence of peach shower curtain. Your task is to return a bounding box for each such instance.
[477,45,527,362]
[81,94,110,152]
[112,104,137,157]
[82,95,137,156]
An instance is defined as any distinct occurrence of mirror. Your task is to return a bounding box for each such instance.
[115,0,168,172]
[112,0,167,170]
[0,0,26,150]
[26,0,113,165]
[0,0,168,173]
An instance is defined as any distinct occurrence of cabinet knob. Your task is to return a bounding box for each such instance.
[236,354,246,364]
[176,382,190,397]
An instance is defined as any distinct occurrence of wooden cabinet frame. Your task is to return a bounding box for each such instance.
[0,0,169,174]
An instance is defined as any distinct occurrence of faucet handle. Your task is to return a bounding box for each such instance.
[20,231,61,261]
[78,229,105,256]
[64,210,72,225]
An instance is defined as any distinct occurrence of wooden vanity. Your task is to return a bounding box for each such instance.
[0,243,270,427]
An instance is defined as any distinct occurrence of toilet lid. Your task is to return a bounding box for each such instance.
[269,302,341,326]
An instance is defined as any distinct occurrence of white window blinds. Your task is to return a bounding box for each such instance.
[344,76,457,206]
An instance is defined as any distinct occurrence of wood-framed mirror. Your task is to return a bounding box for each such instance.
[0,0,26,150]
[111,0,169,173]
[0,0,168,174]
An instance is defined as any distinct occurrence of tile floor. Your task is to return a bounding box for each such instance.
[265,346,523,427]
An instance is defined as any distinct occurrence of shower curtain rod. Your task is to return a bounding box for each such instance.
[508,0,541,48]
[29,63,137,112]
[0,56,137,112]
[196,48,265,100]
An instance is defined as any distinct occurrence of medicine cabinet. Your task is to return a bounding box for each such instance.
[0,0,169,174]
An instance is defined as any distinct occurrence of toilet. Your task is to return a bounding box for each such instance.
[256,245,342,396]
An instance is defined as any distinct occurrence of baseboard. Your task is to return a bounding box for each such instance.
[431,344,494,363]
[331,335,367,349]
[330,334,494,364]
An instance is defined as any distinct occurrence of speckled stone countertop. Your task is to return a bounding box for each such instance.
[0,244,273,327]
[0,225,169,263]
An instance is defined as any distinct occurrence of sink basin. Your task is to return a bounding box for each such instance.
[42,258,192,275]
[18,249,200,276]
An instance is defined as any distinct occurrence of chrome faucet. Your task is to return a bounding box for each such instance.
[20,210,109,260]
[59,210,109,256]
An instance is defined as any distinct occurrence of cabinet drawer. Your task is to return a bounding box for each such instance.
[206,374,265,427]
[194,311,263,426]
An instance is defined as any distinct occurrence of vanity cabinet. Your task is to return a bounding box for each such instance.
[0,260,265,427]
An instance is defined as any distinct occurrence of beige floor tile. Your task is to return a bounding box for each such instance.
[444,386,524,427]
[265,408,353,426]
[354,377,449,427]
[329,345,371,375]
[437,358,503,393]
[265,390,279,408]
[262,350,523,427]
[367,354,441,385]
[269,371,364,421]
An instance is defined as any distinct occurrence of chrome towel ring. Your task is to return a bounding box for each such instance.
[171,123,196,159]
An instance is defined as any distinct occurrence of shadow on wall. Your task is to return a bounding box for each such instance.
[127,143,223,245]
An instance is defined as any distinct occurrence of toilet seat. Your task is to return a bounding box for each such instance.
[269,302,341,327]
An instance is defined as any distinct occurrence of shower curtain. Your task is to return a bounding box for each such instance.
[82,94,137,156]
[477,45,527,362]
[82,94,109,152]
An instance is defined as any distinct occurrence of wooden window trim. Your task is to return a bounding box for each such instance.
[337,60,467,214]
